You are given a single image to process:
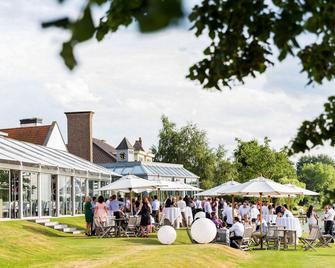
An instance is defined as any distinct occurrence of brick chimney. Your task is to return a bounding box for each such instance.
[65,111,94,162]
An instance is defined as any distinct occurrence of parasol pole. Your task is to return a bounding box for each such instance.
[129,188,133,215]
[259,192,263,249]
[231,194,235,223]
[288,194,291,210]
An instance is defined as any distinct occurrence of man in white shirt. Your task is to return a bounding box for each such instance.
[177,196,187,226]
[239,202,250,218]
[282,205,293,218]
[109,195,122,218]
[194,198,203,213]
[151,195,160,223]
[223,204,234,227]
[249,204,260,221]
[324,205,335,236]
[204,198,212,219]
[229,217,245,248]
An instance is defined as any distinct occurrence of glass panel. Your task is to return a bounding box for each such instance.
[10,170,19,219]
[59,176,72,215]
[0,170,10,218]
[40,173,52,217]
[51,175,57,217]
[22,172,38,217]
[75,178,86,215]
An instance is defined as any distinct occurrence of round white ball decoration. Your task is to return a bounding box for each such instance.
[157,225,177,245]
[190,218,217,244]
[194,211,206,220]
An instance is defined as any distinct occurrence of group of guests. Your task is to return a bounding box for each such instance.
[306,204,335,236]
[83,195,155,237]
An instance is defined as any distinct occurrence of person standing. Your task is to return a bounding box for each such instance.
[94,195,108,225]
[194,197,203,214]
[84,197,93,236]
[177,196,187,226]
[306,205,319,232]
[136,196,152,237]
[223,203,234,227]
[151,195,160,223]
[324,205,334,236]
[204,198,213,219]
[282,205,293,218]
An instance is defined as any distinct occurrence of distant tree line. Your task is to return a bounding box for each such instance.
[152,115,335,207]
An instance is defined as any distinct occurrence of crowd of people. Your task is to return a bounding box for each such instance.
[83,194,335,245]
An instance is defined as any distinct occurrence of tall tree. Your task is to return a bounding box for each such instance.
[233,138,296,182]
[300,163,335,193]
[44,0,335,153]
[296,154,335,177]
[152,115,236,188]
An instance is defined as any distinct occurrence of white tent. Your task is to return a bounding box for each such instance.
[221,177,302,241]
[195,181,240,196]
[157,180,202,191]
[98,174,161,192]
[222,177,301,196]
[284,184,319,196]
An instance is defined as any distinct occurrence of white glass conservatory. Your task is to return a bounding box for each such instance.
[0,135,120,220]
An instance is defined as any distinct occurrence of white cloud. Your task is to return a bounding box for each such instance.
[0,0,335,161]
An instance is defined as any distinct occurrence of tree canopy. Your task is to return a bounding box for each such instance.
[151,115,236,188]
[233,138,296,182]
[299,163,335,193]
[296,153,335,176]
[44,0,335,154]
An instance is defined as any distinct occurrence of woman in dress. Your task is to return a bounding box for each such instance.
[306,205,318,232]
[84,196,93,236]
[94,195,108,225]
[136,196,152,237]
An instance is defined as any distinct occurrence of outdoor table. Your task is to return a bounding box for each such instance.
[162,207,182,228]
[277,227,297,250]
[184,207,193,227]
[276,217,302,237]
[265,215,277,224]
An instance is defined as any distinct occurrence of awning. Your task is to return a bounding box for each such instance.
[0,136,120,180]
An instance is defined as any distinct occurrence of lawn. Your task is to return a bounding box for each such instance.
[0,217,333,268]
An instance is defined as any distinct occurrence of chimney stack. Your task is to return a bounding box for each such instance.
[20,118,43,127]
[139,137,142,146]
[65,111,94,162]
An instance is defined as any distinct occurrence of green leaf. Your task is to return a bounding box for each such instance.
[60,41,77,70]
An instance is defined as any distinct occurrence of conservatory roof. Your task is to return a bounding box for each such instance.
[102,161,199,179]
[0,135,120,180]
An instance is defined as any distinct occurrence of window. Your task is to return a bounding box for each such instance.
[22,172,38,217]
[40,173,52,217]
[59,176,72,215]
[75,178,87,214]
[0,170,10,218]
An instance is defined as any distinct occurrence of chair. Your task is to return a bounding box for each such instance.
[315,227,333,248]
[125,216,139,237]
[299,225,320,251]
[233,226,253,251]
[265,225,281,250]
[94,216,117,238]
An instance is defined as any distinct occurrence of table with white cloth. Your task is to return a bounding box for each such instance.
[276,217,302,237]
[162,207,182,228]
[184,207,194,227]
[264,215,277,224]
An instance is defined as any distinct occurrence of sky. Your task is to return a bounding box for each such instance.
[1,0,335,160]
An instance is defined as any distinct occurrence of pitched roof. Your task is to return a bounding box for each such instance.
[93,138,117,163]
[133,140,145,151]
[116,137,133,150]
[0,124,53,145]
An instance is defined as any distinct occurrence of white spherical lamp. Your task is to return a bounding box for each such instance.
[190,218,217,244]
[157,225,177,245]
[194,211,206,220]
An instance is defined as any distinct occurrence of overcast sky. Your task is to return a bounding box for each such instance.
[1,0,335,160]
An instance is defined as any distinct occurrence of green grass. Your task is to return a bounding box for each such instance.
[0,217,334,268]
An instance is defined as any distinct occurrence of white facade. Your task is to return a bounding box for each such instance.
[45,122,67,151]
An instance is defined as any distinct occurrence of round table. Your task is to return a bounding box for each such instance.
[276,217,302,237]
[162,207,182,228]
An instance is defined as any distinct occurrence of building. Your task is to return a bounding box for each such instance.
[0,133,119,220]
[102,161,199,187]
[0,118,67,151]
